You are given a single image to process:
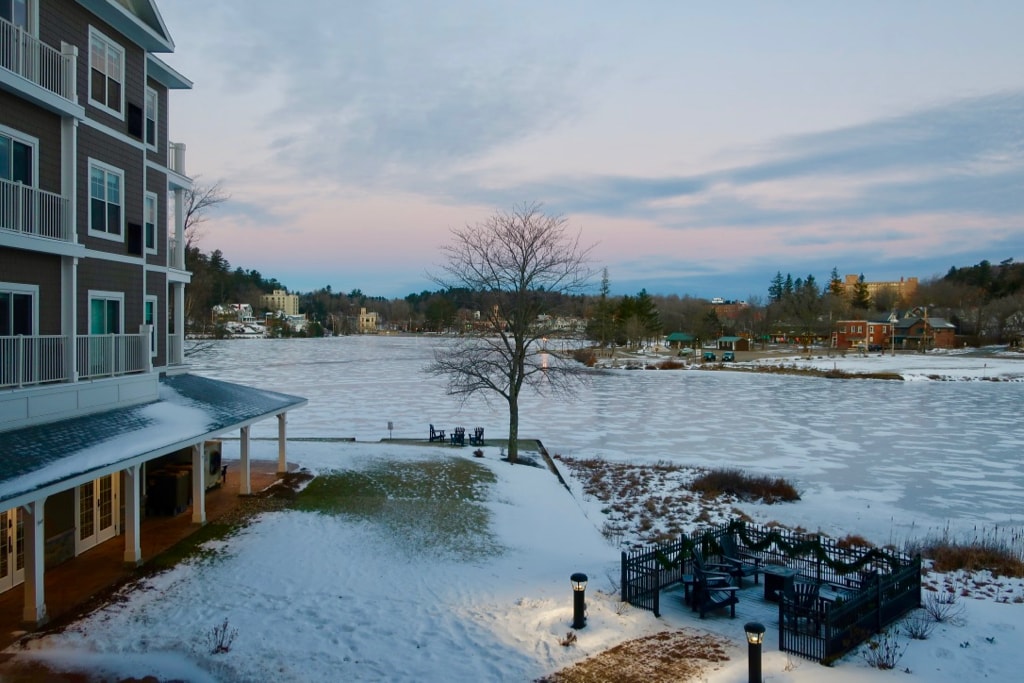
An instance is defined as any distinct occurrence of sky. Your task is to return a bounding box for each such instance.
[156,1,1024,301]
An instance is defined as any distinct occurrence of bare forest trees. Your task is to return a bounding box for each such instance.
[425,203,594,464]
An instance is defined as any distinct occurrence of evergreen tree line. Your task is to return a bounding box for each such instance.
[183,242,1024,345]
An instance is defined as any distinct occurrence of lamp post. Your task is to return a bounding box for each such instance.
[744,622,765,683]
[570,573,588,629]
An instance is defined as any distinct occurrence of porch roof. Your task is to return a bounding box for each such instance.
[0,374,307,507]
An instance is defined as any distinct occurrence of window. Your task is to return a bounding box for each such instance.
[89,29,124,116]
[144,87,158,148]
[1,283,37,387]
[144,295,157,356]
[89,292,122,335]
[89,161,123,239]
[0,129,33,185]
[0,284,35,336]
[144,192,157,253]
[0,0,30,30]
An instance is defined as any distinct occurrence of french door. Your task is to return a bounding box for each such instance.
[0,507,25,592]
[77,474,118,553]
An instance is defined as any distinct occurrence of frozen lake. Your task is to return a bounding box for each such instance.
[189,335,1024,542]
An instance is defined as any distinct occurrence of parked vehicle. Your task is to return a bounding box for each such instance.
[703,351,717,361]
[722,351,735,362]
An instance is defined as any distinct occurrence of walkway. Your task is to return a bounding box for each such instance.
[0,459,290,651]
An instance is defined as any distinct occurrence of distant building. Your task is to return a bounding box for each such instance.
[261,289,299,316]
[842,275,918,304]
[833,319,893,350]
[357,308,378,333]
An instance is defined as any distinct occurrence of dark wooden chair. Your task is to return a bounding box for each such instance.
[781,581,821,633]
[449,427,465,446]
[429,424,445,442]
[719,534,763,587]
[692,552,740,618]
[468,427,485,446]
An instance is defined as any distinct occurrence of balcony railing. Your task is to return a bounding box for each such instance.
[76,333,149,380]
[168,142,186,176]
[0,335,67,388]
[0,18,75,102]
[167,235,185,269]
[167,333,184,366]
[0,333,153,389]
[0,178,73,242]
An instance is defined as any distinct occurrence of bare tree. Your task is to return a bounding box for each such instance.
[183,177,230,249]
[426,202,594,464]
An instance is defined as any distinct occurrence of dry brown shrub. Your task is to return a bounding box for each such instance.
[689,468,800,503]
[536,629,730,683]
[837,534,875,549]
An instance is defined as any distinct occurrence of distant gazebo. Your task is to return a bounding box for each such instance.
[665,332,696,350]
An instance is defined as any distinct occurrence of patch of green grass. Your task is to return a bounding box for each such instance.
[144,522,240,572]
[295,457,503,561]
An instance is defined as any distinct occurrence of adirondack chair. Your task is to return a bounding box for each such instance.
[692,552,740,618]
[429,424,445,442]
[468,427,485,446]
[450,426,466,446]
[781,581,822,633]
[719,534,763,587]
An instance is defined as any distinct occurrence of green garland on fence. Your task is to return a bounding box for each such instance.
[652,520,907,575]
[726,520,905,574]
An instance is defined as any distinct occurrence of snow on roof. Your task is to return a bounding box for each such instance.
[0,375,306,506]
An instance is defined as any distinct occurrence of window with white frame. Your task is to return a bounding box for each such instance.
[88,291,122,335]
[89,28,124,116]
[0,282,36,336]
[144,295,157,356]
[144,87,158,148]
[0,0,32,31]
[88,160,123,239]
[0,125,35,185]
[144,191,157,253]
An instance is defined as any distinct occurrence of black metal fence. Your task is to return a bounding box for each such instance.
[619,521,922,662]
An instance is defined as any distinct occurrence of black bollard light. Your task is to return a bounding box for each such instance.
[744,621,765,683]
[570,573,588,629]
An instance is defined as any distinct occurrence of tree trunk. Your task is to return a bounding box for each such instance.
[507,396,519,465]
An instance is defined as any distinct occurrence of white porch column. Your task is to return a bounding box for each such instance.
[123,464,142,565]
[21,498,48,626]
[173,282,185,365]
[240,425,252,495]
[191,443,206,524]
[277,412,287,475]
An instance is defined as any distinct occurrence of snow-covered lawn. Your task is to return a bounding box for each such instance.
[5,439,1023,682]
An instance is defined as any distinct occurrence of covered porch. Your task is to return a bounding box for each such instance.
[0,374,307,630]
[0,459,293,650]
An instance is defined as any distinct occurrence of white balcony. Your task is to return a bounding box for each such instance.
[76,333,150,380]
[167,235,185,270]
[0,17,76,105]
[168,142,186,176]
[0,333,150,389]
[0,178,73,243]
[0,335,67,388]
